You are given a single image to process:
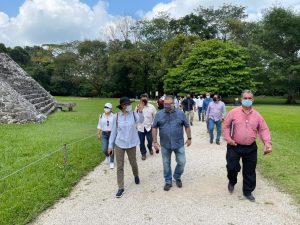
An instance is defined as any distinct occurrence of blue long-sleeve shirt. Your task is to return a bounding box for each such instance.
[152,109,189,149]
[202,97,212,112]
[109,111,144,149]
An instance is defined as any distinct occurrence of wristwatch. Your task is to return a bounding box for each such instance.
[188,137,192,140]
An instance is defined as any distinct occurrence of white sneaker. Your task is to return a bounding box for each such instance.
[106,156,110,164]
[110,162,115,169]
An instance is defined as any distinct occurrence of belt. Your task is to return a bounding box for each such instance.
[236,142,256,147]
[102,131,111,133]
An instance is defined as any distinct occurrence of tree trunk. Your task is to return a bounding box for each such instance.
[286,72,297,104]
[286,93,296,104]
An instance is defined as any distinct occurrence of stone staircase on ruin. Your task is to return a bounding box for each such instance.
[0,53,56,121]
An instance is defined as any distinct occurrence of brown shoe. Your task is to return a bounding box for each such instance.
[142,155,146,160]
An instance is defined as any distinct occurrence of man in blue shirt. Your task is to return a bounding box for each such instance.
[152,95,192,191]
[181,94,195,125]
[203,93,213,132]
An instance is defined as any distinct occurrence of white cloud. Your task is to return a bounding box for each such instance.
[144,0,300,21]
[1,0,300,47]
[0,0,122,47]
[0,12,9,27]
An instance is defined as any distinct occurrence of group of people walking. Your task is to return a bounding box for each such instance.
[96,90,272,202]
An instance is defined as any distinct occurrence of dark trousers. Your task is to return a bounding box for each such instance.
[138,128,153,156]
[226,142,257,195]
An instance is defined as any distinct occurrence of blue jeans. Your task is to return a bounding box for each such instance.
[208,118,222,143]
[138,128,153,156]
[161,146,186,184]
[101,131,114,163]
[197,107,204,121]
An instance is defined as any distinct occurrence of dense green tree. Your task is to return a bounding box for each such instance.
[258,7,300,103]
[164,39,256,95]
[169,13,216,39]
[196,4,247,40]
[50,52,79,96]
[132,13,173,47]
[8,46,31,66]
[0,43,8,53]
[77,40,108,96]
[107,46,147,97]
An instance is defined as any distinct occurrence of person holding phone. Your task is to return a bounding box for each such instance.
[223,90,272,202]
[97,103,115,169]
[152,95,192,191]
[108,97,144,198]
[135,93,157,160]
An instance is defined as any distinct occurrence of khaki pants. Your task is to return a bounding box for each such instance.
[115,145,139,189]
[184,110,194,125]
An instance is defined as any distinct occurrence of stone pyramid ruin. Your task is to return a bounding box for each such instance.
[0,53,56,124]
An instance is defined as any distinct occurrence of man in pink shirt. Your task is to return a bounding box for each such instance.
[223,90,272,202]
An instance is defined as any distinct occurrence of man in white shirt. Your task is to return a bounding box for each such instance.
[136,93,157,160]
[196,95,204,122]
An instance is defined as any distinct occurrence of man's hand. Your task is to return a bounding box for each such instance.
[227,139,237,146]
[263,144,272,155]
[153,142,160,153]
[137,103,144,112]
[185,139,192,147]
[97,133,101,140]
[108,148,113,156]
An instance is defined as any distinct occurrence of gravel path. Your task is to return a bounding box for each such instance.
[33,120,300,225]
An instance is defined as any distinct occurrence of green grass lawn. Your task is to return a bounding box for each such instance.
[0,97,123,225]
[227,104,300,203]
[255,105,300,203]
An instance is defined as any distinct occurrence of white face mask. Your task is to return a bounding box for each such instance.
[104,108,110,113]
[126,105,132,112]
[207,95,210,98]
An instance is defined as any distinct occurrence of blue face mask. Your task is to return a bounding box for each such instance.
[242,99,253,107]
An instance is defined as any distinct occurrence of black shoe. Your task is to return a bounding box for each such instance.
[244,194,255,202]
[135,176,140,184]
[216,141,220,145]
[164,183,172,191]
[210,139,213,144]
[149,149,154,155]
[228,182,234,193]
[141,155,146,160]
[175,179,182,188]
[116,188,125,198]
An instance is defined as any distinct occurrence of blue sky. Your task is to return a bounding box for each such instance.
[0,0,299,47]
[0,0,171,17]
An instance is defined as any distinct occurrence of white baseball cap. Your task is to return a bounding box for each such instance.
[104,103,112,109]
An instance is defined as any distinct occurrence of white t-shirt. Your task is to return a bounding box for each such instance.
[135,103,156,132]
[97,112,114,131]
[196,98,204,108]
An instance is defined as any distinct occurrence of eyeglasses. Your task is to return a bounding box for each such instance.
[243,97,253,100]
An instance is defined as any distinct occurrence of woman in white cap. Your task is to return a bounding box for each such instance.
[97,102,115,169]
[108,97,144,198]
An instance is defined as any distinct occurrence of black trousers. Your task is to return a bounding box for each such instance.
[226,142,257,195]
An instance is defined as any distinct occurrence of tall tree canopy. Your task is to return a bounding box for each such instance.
[164,39,256,96]
[258,7,300,103]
